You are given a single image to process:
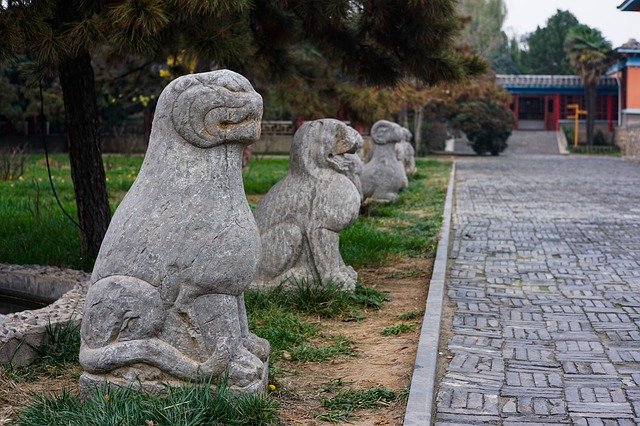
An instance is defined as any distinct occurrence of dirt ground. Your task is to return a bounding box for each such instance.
[276,257,432,425]
[0,257,432,425]
[0,364,82,424]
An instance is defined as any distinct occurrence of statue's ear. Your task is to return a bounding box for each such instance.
[171,77,225,148]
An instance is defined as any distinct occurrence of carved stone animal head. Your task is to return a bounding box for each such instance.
[153,69,263,148]
[290,119,363,179]
[371,120,404,145]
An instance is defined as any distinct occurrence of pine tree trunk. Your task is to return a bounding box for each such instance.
[398,109,409,128]
[586,83,597,147]
[58,49,111,257]
[413,105,424,155]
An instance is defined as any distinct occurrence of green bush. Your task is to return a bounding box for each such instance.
[569,145,620,155]
[593,129,609,146]
[453,100,514,155]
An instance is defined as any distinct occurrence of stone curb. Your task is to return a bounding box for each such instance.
[0,264,90,366]
[403,162,456,426]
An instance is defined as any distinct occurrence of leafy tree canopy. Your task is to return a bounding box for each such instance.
[564,24,612,85]
[1,0,480,256]
[457,0,516,73]
[1,0,478,86]
[564,24,613,146]
[518,9,580,74]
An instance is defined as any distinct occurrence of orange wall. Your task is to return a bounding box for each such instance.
[626,68,640,109]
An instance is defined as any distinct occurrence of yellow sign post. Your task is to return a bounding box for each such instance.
[567,103,588,148]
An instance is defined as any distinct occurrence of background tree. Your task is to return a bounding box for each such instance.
[0,60,64,133]
[457,0,515,73]
[453,99,514,155]
[0,0,478,258]
[565,25,613,146]
[394,80,434,154]
[421,73,513,154]
[519,10,580,74]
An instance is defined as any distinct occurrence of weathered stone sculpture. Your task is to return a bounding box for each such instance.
[396,128,417,177]
[361,120,408,203]
[79,70,269,395]
[253,119,363,291]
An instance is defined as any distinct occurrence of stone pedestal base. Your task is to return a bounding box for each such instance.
[79,361,269,400]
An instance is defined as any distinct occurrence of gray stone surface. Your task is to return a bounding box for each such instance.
[252,119,363,291]
[79,70,269,395]
[396,127,417,177]
[361,120,408,203]
[435,155,640,424]
[504,130,560,155]
[0,264,89,366]
[404,166,455,426]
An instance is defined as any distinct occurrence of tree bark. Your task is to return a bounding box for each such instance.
[398,109,409,128]
[58,49,111,257]
[586,83,597,147]
[413,105,424,155]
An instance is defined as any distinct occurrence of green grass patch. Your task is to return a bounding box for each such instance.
[0,154,289,270]
[1,155,448,272]
[245,281,387,361]
[246,304,319,356]
[251,279,388,319]
[382,323,415,336]
[242,156,289,194]
[289,336,354,362]
[340,158,451,268]
[0,154,143,270]
[316,385,407,423]
[18,378,279,426]
[568,145,621,156]
[247,280,387,319]
[397,310,422,321]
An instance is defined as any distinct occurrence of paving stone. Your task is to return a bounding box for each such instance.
[435,155,640,422]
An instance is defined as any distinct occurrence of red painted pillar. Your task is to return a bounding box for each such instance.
[553,94,560,131]
[607,95,614,132]
[513,95,519,130]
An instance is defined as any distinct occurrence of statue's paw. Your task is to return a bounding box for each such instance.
[228,347,265,389]
[243,333,270,363]
[382,193,399,202]
[82,276,163,348]
[333,266,357,291]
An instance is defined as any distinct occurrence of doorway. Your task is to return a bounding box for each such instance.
[518,96,545,130]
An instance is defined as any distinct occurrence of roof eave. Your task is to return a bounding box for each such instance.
[618,0,640,11]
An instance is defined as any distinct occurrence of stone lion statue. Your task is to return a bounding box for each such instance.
[79,70,269,395]
[361,120,408,203]
[252,119,363,291]
[396,127,417,177]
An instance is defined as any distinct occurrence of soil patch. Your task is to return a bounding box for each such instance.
[276,257,432,425]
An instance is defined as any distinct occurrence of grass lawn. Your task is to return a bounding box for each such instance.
[0,154,451,424]
[567,145,621,156]
[0,154,289,270]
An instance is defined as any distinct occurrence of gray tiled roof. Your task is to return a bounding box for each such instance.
[496,74,618,88]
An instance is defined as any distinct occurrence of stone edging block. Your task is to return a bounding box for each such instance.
[403,163,456,426]
[0,264,90,366]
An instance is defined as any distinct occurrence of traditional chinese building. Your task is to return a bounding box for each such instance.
[609,39,640,126]
[618,0,640,12]
[496,39,640,134]
[495,74,618,132]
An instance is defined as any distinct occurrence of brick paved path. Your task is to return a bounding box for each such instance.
[436,155,640,425]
